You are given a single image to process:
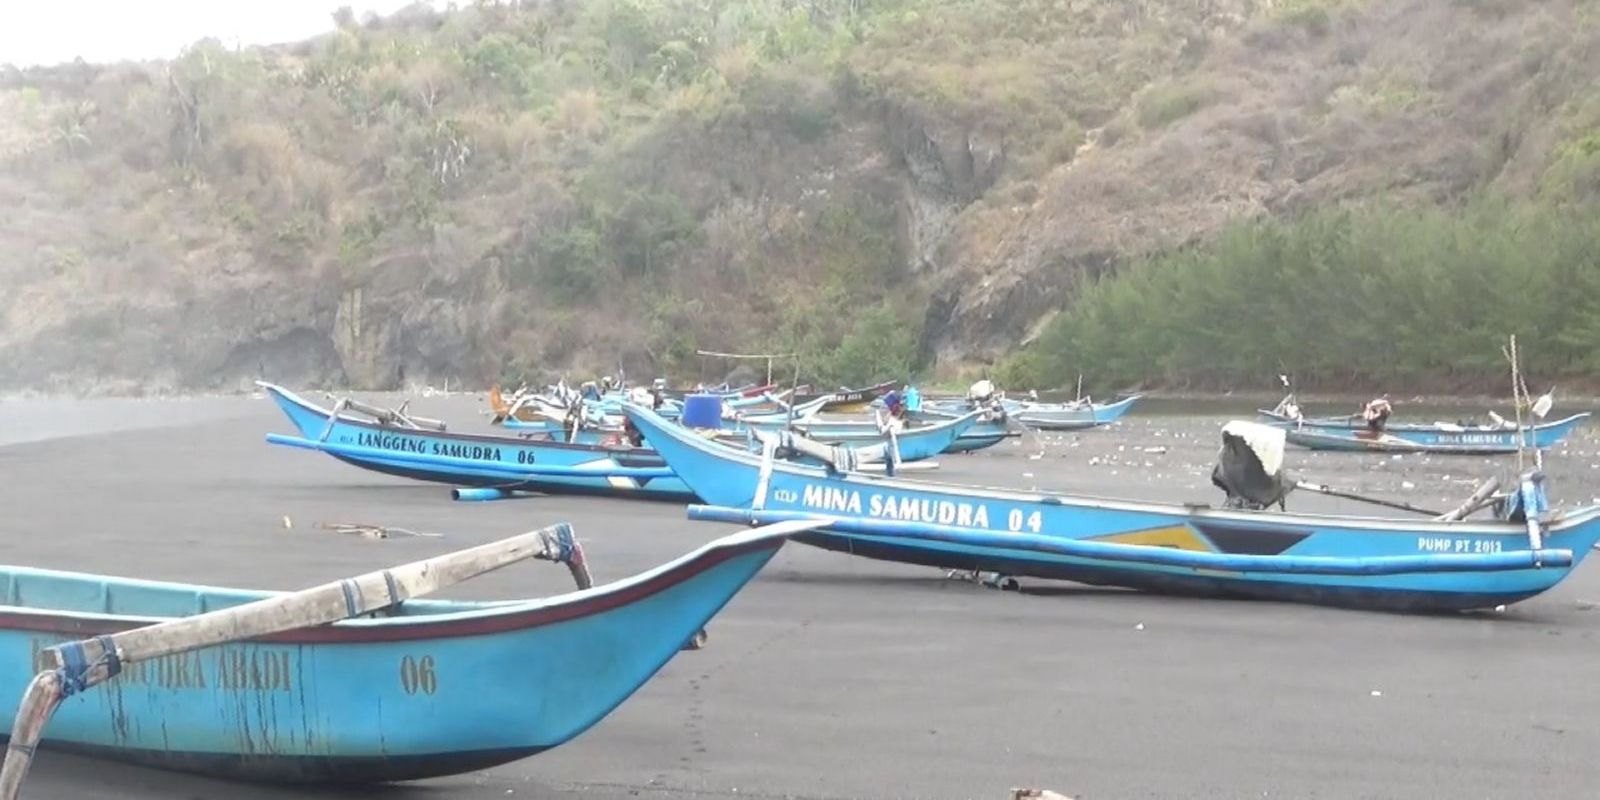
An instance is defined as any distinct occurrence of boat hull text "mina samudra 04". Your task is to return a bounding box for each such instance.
[620,405,1600,613]
[259,383,694,501]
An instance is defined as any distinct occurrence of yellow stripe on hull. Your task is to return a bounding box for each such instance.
[1091,525,1214,552]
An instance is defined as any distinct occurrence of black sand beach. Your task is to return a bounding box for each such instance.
[2,393,1598,799]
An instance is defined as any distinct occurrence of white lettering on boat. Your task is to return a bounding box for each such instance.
[800,485,993,529]
[1431,433,1512,445]
[1416,537,1504,554]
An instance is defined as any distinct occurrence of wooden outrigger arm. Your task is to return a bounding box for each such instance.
[318,396,448,441]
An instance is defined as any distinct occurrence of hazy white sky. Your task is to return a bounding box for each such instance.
[1,1,440,67]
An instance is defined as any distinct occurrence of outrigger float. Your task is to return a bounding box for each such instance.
[0,521,818,796]
[622,405,1600,613]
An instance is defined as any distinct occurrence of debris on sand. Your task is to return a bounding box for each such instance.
[314,522,444,540]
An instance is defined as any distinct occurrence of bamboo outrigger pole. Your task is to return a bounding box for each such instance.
[0,524,589,800]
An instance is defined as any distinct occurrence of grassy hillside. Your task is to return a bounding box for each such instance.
[1,0,1597,392]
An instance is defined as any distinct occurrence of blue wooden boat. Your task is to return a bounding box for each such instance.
[1009,394,1143,431]
[622,405,1600,612]
[792,379,899,413]
[1258,409,1591,455]
[728,395,831,424]
[926,394,1141,431]
[486,410,967,467]
[0,524,794,783]
[736,410,980,465]
[742,409,982,452]
[260,383,696,502]
[905,409,1020,453]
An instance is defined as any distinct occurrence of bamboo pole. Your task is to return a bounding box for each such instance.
[1292,481,1445,517]
[1433,477,1503,522]
[338,397,448,432]
[0,524,583,799]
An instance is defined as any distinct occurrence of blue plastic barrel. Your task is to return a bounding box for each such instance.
[680,393,723,429]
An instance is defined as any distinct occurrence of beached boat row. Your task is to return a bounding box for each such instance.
[0,370,1591,797]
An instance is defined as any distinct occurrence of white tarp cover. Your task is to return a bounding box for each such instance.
[1221,420,1286,477]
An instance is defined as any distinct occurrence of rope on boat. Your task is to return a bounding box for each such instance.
[55,635,120,697]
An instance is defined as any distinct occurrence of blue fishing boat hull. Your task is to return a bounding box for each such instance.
[622,405,1600,612]
[1263,412,1590,454]
[737,411,982,462]
[0,528,789,782]
[906,411,1019,453]
[1009,394,1143,430]
[923,395,1141,431]
[261,384,695,501]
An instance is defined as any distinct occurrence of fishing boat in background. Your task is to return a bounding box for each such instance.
[792,380,899,413]
[924,394,1142,432]
[260,383,696,502]
[905,408,1022,453]
[922,381,1141,431]
[623,404,1600,613]
[739,410,983,463]
[0,522,804,785]
[739,409,985,455]
[1279,417,1589,454]
[1258,387,1590,455]
[1008,394,1143,431]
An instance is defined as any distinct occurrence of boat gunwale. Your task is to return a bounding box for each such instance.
[0,529,787,644]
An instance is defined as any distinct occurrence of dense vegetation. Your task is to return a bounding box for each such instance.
[3,0,1599,392]
[999,197,1600,393]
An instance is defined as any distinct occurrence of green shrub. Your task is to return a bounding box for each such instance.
[1002,197,1600,391]
[1136,81,1216,129]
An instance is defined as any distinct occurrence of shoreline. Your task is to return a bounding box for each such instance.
[5,384,1600,409]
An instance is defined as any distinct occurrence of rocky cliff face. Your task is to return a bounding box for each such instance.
[919,0,1600,367]
[1,0,1595,391]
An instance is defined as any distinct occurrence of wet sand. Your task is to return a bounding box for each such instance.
[2,393,1599,799]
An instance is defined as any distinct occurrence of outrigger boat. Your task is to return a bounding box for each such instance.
[927,393,1142,432]
[905,409,1021,453]
[735,411,983,464]
[1009,394,1143,431]
[0,521,812,792]
[793,380,899,413]
[259,383,695,502]
[1279,419,1589,455]
[261,384,933,500]
[742,410,985,453]
[622,405,1600,613]
[1258,392,1590,455]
